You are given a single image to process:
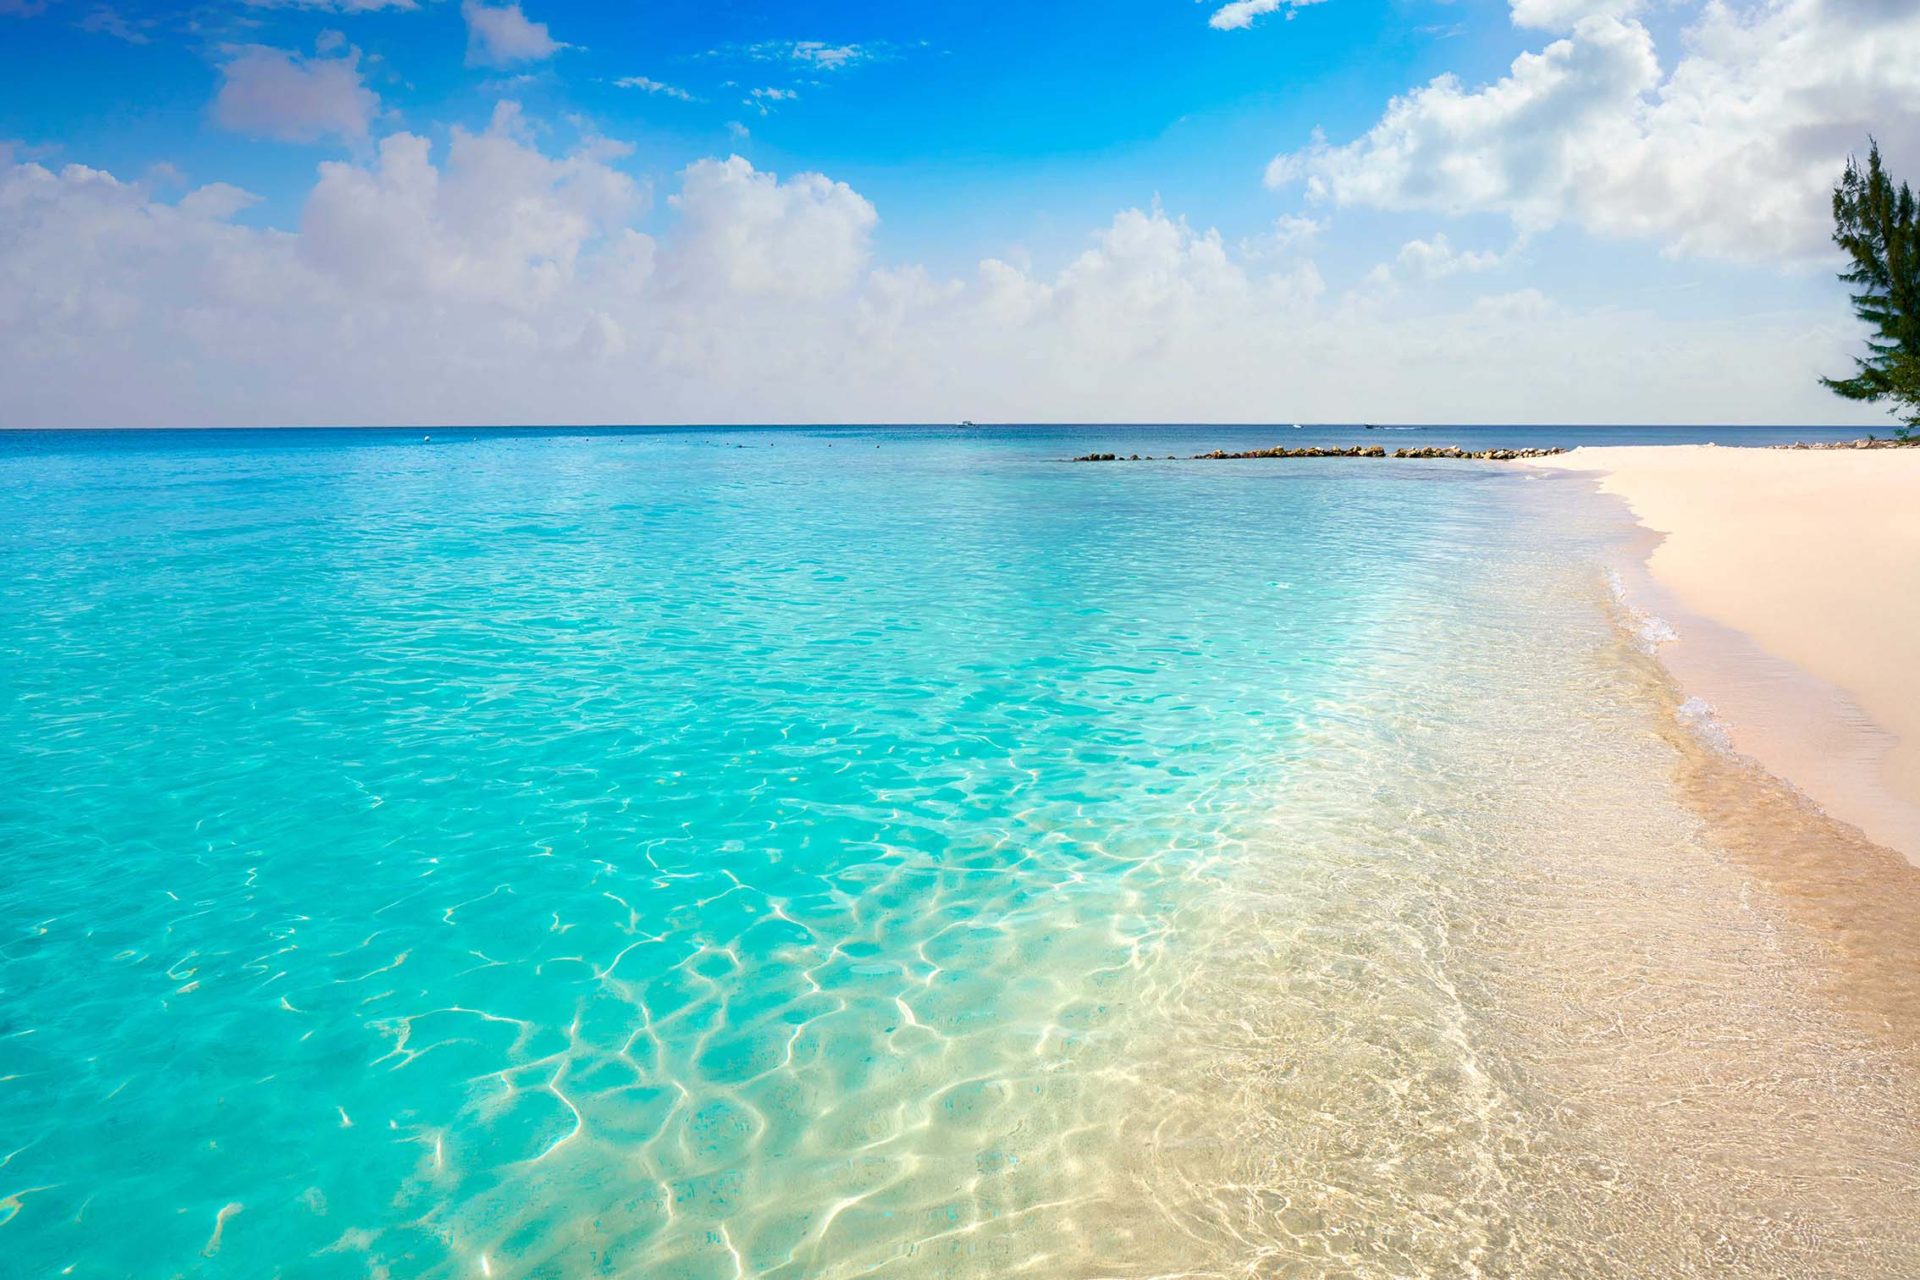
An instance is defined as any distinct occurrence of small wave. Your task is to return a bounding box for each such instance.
[1605,569,1678,653]
[1675,695,1734,752]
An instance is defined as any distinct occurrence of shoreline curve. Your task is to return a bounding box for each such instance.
[1530,443,1920,866]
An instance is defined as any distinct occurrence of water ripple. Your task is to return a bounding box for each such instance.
[0,430,1914,1277]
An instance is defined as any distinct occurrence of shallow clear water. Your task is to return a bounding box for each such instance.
[2,426,1915,1278]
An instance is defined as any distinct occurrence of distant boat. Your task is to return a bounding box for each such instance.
[1292,423,1303,429]
[960,420,977,428]
[1363,423,1378,430]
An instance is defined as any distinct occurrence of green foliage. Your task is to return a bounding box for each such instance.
[1823,141,1920,434]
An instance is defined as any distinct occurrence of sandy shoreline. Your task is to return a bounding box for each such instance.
[1533,444,1920,864]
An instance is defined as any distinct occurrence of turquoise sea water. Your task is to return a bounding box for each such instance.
[3,426,1916,1279]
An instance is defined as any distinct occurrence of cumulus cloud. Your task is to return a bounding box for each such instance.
[213,43,378,144]
[0,116,1884,428]
[299,102,643,303]
[1397,233,1504,279]
[1242,213,1325,260]
[1268,15,1660,225]
[462,0,563,68]
[1508,0,1642,29]
[177,181,261,220]
[1367,233,1508,286]
[1210,0,1325,30]
[1271,0,1920,261]
[665,155,875,299]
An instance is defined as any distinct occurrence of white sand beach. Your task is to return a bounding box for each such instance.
[1536,444,1920,863]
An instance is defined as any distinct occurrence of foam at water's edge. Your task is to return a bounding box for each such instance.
[1604,566,1678,653]
[1590,569,1920,1047]
[1537,462,1920,866]
[1674,694,1734,752]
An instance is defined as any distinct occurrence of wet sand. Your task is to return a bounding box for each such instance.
[1533,444,1920,864]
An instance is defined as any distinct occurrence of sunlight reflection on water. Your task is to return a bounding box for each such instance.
[0,428,1914,1278]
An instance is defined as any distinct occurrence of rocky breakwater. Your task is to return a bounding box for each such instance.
[1071,445,1567,462]
[1772,436,1920,450]
[1388,445,1566,460]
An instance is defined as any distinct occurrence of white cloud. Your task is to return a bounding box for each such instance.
[665,155,875,299]
[616,76,696,102]
[0,120,1885,428]
[213,44,378,144]
[1210,0,1325,30]
[1242,213,1325,260]
[1376,232,1508,284]
[300,102,643,304]
[462,0,563,68]
[240,0,416,11]
[78,6,151,43]
[742,40,881,71]
[1270,0,1920,262]
[746,86,797,114]
[1508,0,1642,29]
[1269,15,1661,228]
[178,182,261,220]
[787,41,868,70]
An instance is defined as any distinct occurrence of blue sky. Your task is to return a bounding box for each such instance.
[4,0,1490,250]
[0,0,1913,425]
